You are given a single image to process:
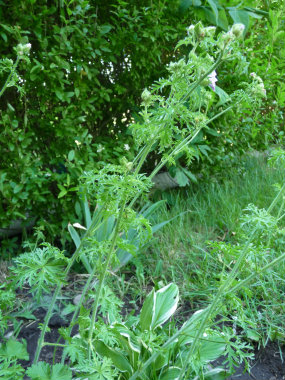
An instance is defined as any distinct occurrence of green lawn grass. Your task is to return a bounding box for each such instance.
[132,154,285,344]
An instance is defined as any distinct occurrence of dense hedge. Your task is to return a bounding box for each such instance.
[0,1,190,241]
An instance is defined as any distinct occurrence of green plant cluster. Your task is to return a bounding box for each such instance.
[1,23,280,380]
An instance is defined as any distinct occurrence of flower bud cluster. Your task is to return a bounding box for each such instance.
[167,59,186,74]
[250,72,266,98]
[218,23,245,49]
[187,22,216,40]
[16,43,31,58]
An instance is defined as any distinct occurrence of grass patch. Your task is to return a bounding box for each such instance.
[133,154,285,343]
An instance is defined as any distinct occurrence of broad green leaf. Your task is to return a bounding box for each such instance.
[0,32,7,42]
[199,333,226,362]
[111,323,140,354]
[201,367,228,380]
[140,284,179,331]
[206,0,219,23]
[68,224,92,273]
[180,167,197,184]
[68,150,75,161]
[215,85,231,107]
[75,87,80,97]
[179,309,205,345]
[100,25,112,34]
[159,367,181,380]
[179,0,201,13]
[68,223,81,248]
[140,288,156,331]
[152,283,179,329]
[94,340,133,374]
[174,169,189,187]
[203,8,229,30]
[55,90,64,101]
[83,197,92,228]
[246,328,261,341]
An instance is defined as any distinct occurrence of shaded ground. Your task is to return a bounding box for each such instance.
[226,343,285,380]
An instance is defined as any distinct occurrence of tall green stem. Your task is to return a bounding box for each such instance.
[87,197,127,357]
[33,215,102,363]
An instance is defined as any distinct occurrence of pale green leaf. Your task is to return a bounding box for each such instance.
[94,340,133,374]
[140,288,156,331]
[151,283,179,330]
[159,367,181,380]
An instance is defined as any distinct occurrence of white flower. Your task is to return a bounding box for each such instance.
[124,144,130,151]
[208,70,218,91]
[187,25,195,36]
[16,43,31,56]
[75,140,81,146]
[97,144,104,153]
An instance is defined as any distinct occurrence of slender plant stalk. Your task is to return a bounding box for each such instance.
[226,251,285,295]
[33,215,103,363]
[87,197,127,357]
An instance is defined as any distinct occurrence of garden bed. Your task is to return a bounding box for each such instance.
[3,273,284,380]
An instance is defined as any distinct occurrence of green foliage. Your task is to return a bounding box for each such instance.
[197,1,285,178]
[149,152,285,347]
[10,244,69,300]
[62,283,236,380]
[179,0,265,32]
[26,362,72,380]
[0,0,189,244]
[0,339,28,380]
[0,282,16,336]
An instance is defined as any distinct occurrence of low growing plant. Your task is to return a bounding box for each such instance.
[2,23,282,380]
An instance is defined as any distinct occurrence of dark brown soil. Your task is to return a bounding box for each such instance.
[226,342,285,380]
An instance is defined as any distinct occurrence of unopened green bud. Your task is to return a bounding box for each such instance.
[194,22,205,38]
[204,26,216,38]
[168,59,185,74]
[231,23,245,39]
[125,161,133,171]
[141,89,152,107]
[218,31,234,49]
